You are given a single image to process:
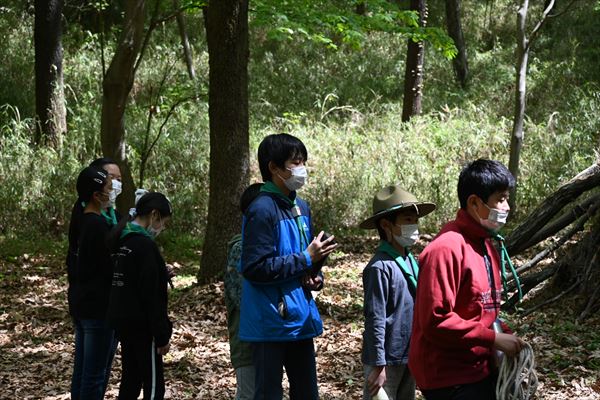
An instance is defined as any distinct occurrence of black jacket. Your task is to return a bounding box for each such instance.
[107,232,172,347]
[70,213,113,319]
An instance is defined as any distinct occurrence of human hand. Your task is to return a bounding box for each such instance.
[306,231,337,263]
[157,342,170,355]
[367,365,386,397]
[493,332,524,357]
[302,274,323,291]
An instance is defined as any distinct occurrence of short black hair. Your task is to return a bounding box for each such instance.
[257,133,308,181]
[136,192,173,218]
[240,183,263,214]
[89,157,117,169]
[76,166,109,202]
[457,159,515,209]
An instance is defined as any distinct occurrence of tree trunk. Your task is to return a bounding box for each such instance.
[34,0,67,148]
[508,0,529,211]
[402,0,426,122]
[198,0,250,283]
[173,0,196,80]
[445,0,469,88]
[100,0,147,210]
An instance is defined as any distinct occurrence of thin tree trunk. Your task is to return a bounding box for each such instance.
[508,0,529,211]
[34,0,67,148]
[402,0,426,122]
[100,0,147,210]
[508,0,555,211]
[198,0,250,283]
[173,0,196,80]
[445,0,469,88]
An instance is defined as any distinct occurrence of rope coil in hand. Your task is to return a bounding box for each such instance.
[496,342,539,400]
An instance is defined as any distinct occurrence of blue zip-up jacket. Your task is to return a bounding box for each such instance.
[239,191,323,342]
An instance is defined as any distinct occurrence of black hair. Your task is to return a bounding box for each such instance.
[67,166,109,265]
[240,183,263,214]
[108,192,172,250]
[257,133,308,181]
[457,159,515,209]
[89,157,117,169]
[76,166,109,203]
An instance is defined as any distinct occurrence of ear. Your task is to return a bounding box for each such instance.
[268,161,278,175]
[466,194,481,210]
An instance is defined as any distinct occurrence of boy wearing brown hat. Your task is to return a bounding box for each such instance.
[359,185,436,400]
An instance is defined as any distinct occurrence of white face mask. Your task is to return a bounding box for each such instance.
[109,180,122,207]
[147,215,165,238]
[393,224,419,247]
[478,202,509,232]
[280,166,308,191]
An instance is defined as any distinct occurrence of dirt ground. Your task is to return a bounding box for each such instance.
[0,238,599,399]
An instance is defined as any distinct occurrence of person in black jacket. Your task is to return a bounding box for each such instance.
[67,158,122,315]
[69,166,117,400]
[107,192,173,400]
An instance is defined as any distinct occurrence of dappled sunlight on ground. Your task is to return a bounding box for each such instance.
[0,243,598,399]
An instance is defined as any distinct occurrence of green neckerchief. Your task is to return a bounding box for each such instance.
[81,201,118,226]
[260,181,310,249]
[120,222,152,239]
[377,240,419,291]
[491,233,523,302]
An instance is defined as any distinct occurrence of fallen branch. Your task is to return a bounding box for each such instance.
[522,279,580,316]
[503,263,560,311]
[513,193,600,253]
[507,162,600,255]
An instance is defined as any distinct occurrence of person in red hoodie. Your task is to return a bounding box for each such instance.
[409,159,524,400]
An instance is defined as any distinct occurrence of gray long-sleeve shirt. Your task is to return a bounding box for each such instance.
[362,250,415,366]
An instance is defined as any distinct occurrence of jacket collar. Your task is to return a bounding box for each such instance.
[455,208,491,241]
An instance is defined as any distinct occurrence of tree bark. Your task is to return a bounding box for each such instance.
[402,0,426,122]
[34,0,67,148]
[100,0,147,210]
[445,0,469,88]
[173,0,196,80]
[198,0,250,283]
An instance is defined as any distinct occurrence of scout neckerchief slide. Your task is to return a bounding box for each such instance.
[260,181,310,249]
[377,240,418,296]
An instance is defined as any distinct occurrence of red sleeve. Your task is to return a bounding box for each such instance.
[415,242,496,349]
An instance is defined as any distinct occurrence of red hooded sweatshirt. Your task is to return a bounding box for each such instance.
[408,209,502,390]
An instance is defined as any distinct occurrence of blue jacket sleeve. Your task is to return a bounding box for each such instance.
[241,199,312,283]
[363,263,388,366]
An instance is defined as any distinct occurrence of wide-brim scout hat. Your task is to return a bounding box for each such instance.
[359,185,436,229]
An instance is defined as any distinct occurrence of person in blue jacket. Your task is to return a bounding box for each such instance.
[240,133,337,400]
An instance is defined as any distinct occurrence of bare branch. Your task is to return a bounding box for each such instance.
[548,0,581,19]
[146,95,198,159]
[527,0,556,49]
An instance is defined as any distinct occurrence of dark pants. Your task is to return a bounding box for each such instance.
[421,375,497,400]
[118,331,165,400]
[71,318,117,400]
[252,339,319,400]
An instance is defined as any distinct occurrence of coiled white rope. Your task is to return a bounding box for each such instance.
[496,342,539,400]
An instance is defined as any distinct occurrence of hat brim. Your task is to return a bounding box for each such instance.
[359,202,436,229]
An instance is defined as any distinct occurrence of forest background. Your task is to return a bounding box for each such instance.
[0,0,599,398]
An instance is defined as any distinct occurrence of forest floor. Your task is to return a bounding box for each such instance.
[0,236,599,399]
